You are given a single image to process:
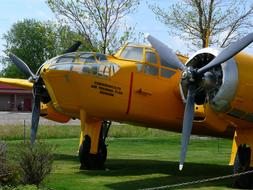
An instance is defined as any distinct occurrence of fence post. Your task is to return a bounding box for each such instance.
[24,120,26,143]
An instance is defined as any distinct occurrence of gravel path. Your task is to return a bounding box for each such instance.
[0,111,80,126]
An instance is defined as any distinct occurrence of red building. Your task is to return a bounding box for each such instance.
[0,84,32,111]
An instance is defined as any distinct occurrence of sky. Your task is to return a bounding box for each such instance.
[0,0,253,70]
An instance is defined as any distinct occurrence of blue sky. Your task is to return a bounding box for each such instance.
[0,0,54,54]
[0,0,253,69]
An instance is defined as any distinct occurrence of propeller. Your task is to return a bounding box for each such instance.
[145,34,186,70]
[9,54,41,144]
[9,53,36,80]
[179,85,195,171]
[30,83,41,144]
[146,33,253,170]
[198,33,253,74]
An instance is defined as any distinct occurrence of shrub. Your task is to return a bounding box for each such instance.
[0,185,39,190]
[15,142,54,186]
[0,141,13,184]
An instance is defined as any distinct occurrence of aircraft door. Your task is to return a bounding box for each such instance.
[129,50,161,121]
[127,48,185,125]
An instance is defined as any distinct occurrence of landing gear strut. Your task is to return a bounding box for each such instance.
[79,121,111,170]
[233,144,253,189]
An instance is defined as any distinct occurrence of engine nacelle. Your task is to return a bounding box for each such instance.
[180,48,239,113]
[40,103,70,123]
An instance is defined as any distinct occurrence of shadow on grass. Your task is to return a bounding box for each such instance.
[54,153,79,162]
[106,175,234,190]
[78,159,234,189]
[52,154,235,189]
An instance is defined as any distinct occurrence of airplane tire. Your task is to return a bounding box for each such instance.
[79,135,107,170]
[233,145,253,189]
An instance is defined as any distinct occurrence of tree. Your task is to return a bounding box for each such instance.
[150,0,253,49]
[2,19,57,78]
[1,19,86,78]
[47,0,140,54]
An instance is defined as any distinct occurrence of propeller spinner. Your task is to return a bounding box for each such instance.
[146,33,253,170]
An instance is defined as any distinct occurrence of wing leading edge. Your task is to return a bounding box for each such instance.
[0,78,33,90]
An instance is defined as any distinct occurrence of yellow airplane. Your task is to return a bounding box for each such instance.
[1,33,253,188]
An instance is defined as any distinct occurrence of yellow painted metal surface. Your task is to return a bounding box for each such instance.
[40,103,70,123]
[230,53,253,115]
[0,78,33,89]
[229,129,253,167]
[79,109,102,154]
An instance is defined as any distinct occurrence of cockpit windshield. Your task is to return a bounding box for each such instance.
[79,53,96,63]
[53,52,108,64]
[50,63,120,78]
[56,56,75,63]
[119,46,143,61]
[55,52,76,63]
[48,52,120,78]
[95,53,107,62]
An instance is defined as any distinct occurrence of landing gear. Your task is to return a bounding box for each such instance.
[233,144,253,189]
[79,121,111,170]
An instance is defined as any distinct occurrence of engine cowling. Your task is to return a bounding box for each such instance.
[180,48,239,113]
[40,103,70,123]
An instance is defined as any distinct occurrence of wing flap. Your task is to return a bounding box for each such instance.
[0,78,33,89]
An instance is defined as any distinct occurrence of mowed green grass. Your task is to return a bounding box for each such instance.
[2,124,238,190]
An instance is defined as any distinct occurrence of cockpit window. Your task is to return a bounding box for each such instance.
[146,52,157,64]
[79,53,96,63]
[49,63,120,78]
[49,51,119,78]
[87,64,120,77]
[96,53,107,62]
[56,56,75,63]
[120,46,143,61]
[56,52,76,63]
[144,65,158,76]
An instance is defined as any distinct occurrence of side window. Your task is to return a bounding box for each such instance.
[71,64,83,73]
[146,52,157,64]
[98,65,110,77]
[144,51,158,76]
[144,65,158,76]
[161,68,176,78]
[136,63,143,72]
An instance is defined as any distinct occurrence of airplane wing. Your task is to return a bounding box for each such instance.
[0,78,33,90]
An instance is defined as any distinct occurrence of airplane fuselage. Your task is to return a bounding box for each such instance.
[39,45,253,140]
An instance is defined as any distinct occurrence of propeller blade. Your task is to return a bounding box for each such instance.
[145,34,186,70]
[63,41,82,53]
[198,33,253,74]
[179,85,196,171]
[30,86,41,144]
[9,53,35,78]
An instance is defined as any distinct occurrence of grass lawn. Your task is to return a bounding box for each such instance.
[2,124,239,190]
